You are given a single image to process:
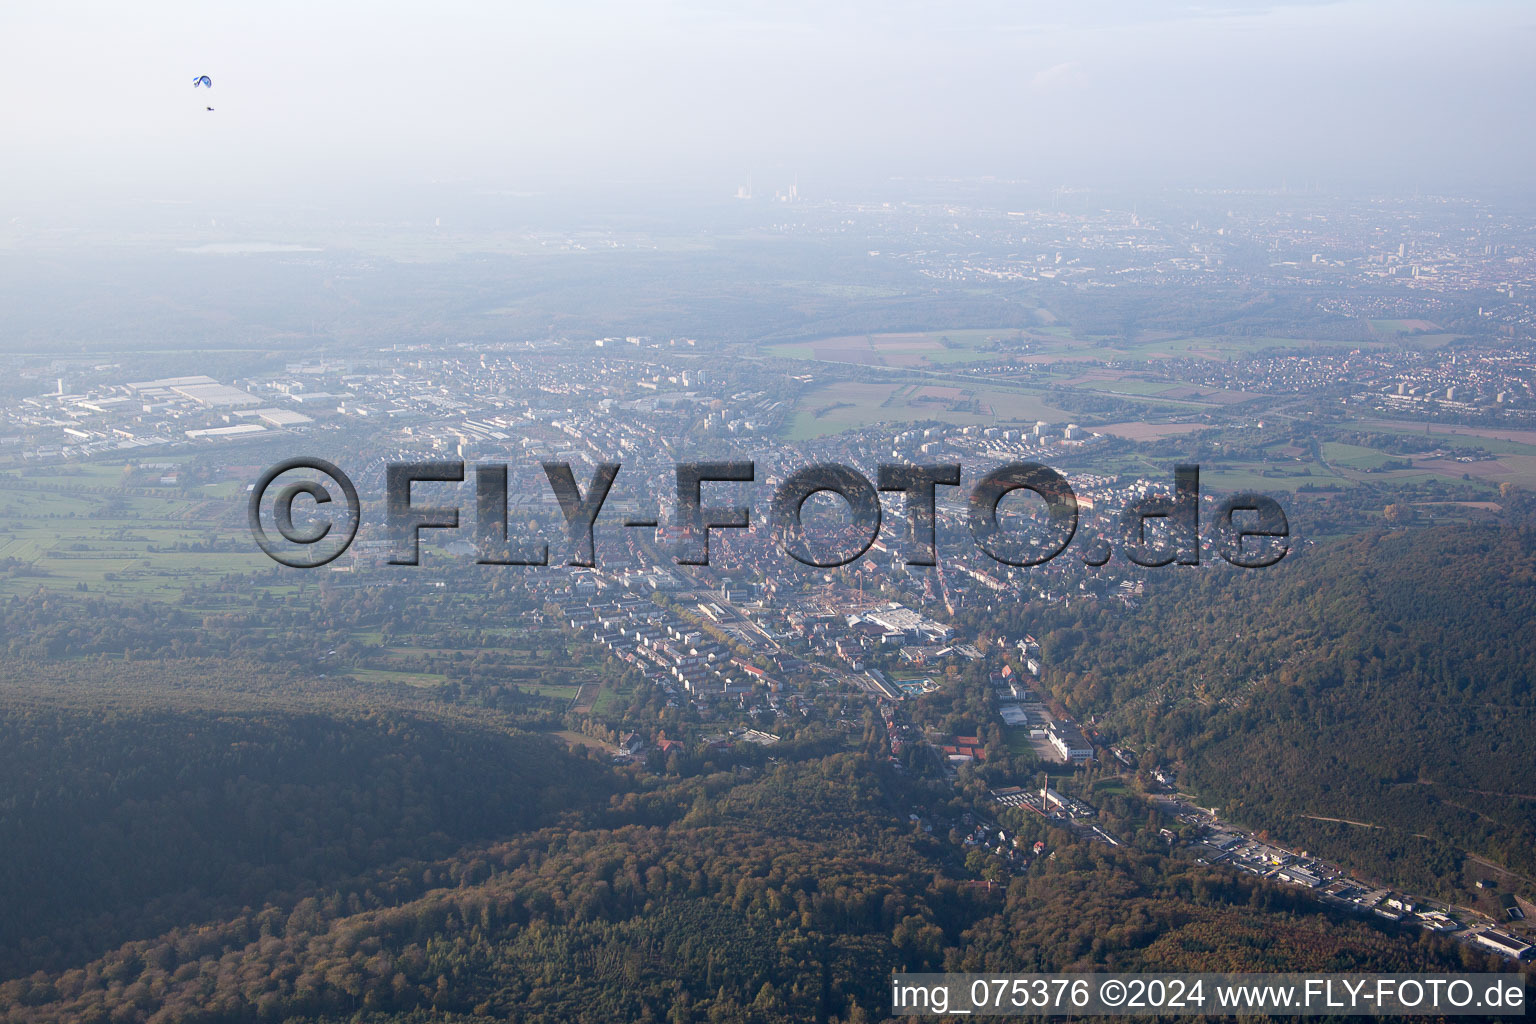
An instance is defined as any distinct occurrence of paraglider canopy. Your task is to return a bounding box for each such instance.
[192,75,212,88]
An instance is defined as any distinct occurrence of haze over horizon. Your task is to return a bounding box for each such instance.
[3,0,1535,207]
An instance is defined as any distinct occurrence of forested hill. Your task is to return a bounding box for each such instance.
[0,678,614,979]
[0,755,1481,1024]
[1038,516,1536,898]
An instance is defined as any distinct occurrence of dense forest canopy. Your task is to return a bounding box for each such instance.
[1028,517,1536,897]
[0,747,1491,1024]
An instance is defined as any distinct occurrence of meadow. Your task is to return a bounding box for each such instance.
[784,380,1070,439]
[0,466,269,600]
[764,328,1018,366]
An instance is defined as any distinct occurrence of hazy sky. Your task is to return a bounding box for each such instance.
[2,0,1533,202]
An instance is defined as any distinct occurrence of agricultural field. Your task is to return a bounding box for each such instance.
[1371,319,1442,334]
[1408,455,1536,488]
[1356,419,1536,453]
[347,667,450,688]
[0,466,267,600]
[1198,464,1347,492]
[1094,422,1211,442]
[1058,375,1181,396]
[1011,332,1357,364]
[1321,442,1402,471]
[784,380,1069,439]
[1053,367,1258,407]
[1319,435,1536,488]
[767,327,1359,369]
[764,328,1020,367]
[1368,319,1463,347]
[332,622,601,700]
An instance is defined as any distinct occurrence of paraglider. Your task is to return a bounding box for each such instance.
[193,75,212,88]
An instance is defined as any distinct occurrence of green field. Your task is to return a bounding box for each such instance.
[1035,332,1360,363]
[0,469,270,599]
[1091,778,1131,799]
[1200,463,1350,492]
[1107,335,1318,360]
[765,328,1021,367]
[589,686,628,717]
[348,667,450,688]
[1321,442,1401,471]
[1369,320,1462,346]
[767,328,1358,369]
[1084,379,1184,396]
[518,682,581,699]
[1004,729,1036,756]
[784,381,1069,439]
[1353,424,1536,458]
